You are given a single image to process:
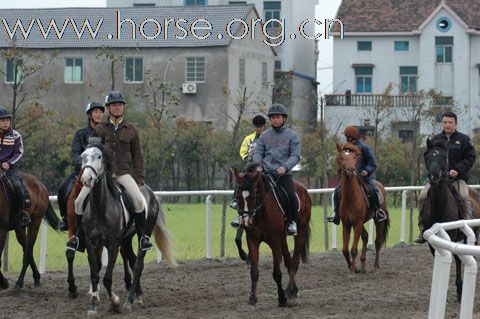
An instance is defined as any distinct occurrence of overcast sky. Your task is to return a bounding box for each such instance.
[0,0,342,94]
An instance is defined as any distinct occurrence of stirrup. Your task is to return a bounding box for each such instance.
[287,221,297,236]
[140,235,153,251]
[375,209,387,222]
[229,200,238,210]
[19,211,31,227]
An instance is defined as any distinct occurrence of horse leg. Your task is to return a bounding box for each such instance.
[66,245,78,298]
[350,224,363,273]
[124,248,146,311]
[120,241,133,292]
[270,240,287,307]
[86,244,101,316]
[342,225,352,270]
[359,226,368,274]
[247,238,260,306]
[0,229,9,289]
[454,254,463,302]
[104,245,121,313]
[374,222,385,270]
[14,227,28,288]
[235,228,248,262]
[286,230,306,300]
[281,238,291,274]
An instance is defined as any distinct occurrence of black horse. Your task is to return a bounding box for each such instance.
[422,137,480,301]
[79,138,176,315]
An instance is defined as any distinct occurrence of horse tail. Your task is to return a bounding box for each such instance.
[379,209,390,247]
[301,221,311,264]
[43,200,61,232]
[153,205,177,267]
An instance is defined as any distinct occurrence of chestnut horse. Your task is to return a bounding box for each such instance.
[232,163,311,306]
[335,143,389,273]
[421,138,480,301]
[0,171,60,289]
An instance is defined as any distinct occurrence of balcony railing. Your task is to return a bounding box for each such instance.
[324,94,420,107]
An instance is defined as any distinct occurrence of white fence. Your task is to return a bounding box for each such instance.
[424,219,480,319]
[28,185,480,274]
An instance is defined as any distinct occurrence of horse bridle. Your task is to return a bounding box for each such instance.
[240,173,277,217]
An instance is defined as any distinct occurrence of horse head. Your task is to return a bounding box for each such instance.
[80,137,110,188]
[424,138,448,185]
[231,162,264,216]
[336,143,361,178]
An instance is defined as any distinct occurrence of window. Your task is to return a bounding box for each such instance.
[185,0,206,5]
[264,1,281,28]
[125,57,143,83]
[355,67,372,93]
[5,58,23,84]
[436,36,453,63]
[229,1,247,3]
[400,66,417,93]
[274,60,281,71]
[239,58,245,86]
[185,57,206,83]
[64,58,83,83]
[261,62,268,87]
[133,3,155,6]
[357,41,372,51]
[398,130,414,142]
[394,41,409,51]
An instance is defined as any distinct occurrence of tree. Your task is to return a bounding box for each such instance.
[92,47,125,93]
[0,44,56,128]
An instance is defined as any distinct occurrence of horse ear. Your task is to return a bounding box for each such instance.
[426,138,433,150]
[336,143,342,153]
[230,167,240,179]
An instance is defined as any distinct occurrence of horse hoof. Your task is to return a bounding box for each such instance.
[34,280,41,287]
[69,291,79,299]
[278,297,288,307]
[15,282,23,289]
[0,278,8,290]
[110,303,121,314]
[135,295,144,306]
[248,295,257,306]
[286,283,298,299]
[239,250,247,261]
[123,301,132,312]
[87,310,97,317]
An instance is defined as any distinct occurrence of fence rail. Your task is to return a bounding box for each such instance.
[27,185,479,274]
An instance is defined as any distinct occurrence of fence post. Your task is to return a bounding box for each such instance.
[330,193,336,250]
[102,247,108,266]
[400,190,407,244]
[206,195,212,259]
[39,220,48,274]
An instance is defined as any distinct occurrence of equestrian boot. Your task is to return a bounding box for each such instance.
[14,182,30,227]
[326,187,341,225]
[231,210,249,229]
[229,198,238,210]
[66,214,85,252]
[287,218,297,236]
[134,212,154,251]
[373,192,387,222]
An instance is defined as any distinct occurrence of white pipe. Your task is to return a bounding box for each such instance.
[205,195,212,259]
[400,190,407,244]
[39,220,47,274]
[368,220,374,248]
[156,248,162,264]
[331,192,336,250]
[102,247,108,266]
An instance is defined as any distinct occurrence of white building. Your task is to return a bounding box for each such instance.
[325,0,480,138]
[107,0,319,130]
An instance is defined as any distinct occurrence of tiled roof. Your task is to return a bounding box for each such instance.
[0,5,254,48]
[334,0,480,33]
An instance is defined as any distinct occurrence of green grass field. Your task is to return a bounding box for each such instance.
[2,203,421,273]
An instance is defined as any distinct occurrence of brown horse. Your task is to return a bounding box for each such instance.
[0,171,60,289]
[335,143,390,273]
[232,163,311,306]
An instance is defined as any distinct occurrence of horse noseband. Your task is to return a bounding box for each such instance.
[83,164,99,180]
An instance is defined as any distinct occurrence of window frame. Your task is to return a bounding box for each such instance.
[354,66,373,93]
[435,36,453,63]
[239,58,246,86]
[185,0,207,5]
[394,41,409,51]
[64,57,84,84]
[261,62,268,87]
[357,41,372,51]
[5,58,24,84]
[124,57,144,84]
[399,66,418,93]
[185,56,206,83]
[264,1,281,29]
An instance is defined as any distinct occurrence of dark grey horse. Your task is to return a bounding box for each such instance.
[79,138,176,315]
[422,138,480,302]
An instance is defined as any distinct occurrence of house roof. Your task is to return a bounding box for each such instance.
[334,0,480,33]
[0,5,255,48]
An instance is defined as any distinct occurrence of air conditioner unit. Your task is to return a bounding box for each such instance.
[182,83,197,94]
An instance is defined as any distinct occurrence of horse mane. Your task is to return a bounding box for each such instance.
[87,137,119,198]
[243,162,262,174]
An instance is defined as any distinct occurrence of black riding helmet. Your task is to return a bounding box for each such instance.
[252,115,266,126]
[267,103,288,117]
[105,91,126,106]
[0,107,12,120]
[85,101,105,114]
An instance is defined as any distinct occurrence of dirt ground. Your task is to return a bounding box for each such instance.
[0,244,478,319]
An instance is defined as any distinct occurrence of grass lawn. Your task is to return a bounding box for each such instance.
[2,202,420,273]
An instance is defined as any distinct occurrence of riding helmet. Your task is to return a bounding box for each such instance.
[344,126,360,140]
[0,107,12,120]
[85,101,105,114]
[105,91,126,106]
[267,103,288,117]
[252,115,266,126]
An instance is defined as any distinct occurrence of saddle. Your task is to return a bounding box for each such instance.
[358,180,383,219]
[264,175,300,217]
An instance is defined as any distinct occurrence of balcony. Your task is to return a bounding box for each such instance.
[324,93,419,107]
